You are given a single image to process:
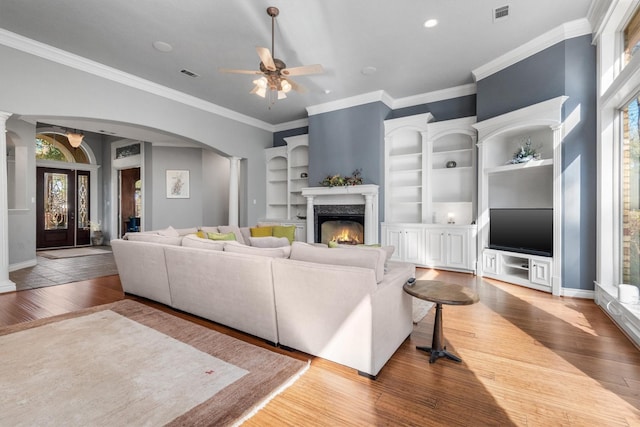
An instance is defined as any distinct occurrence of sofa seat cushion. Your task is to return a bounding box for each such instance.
[224,243,291,258]
[249,236,290,248]
[289,242,386,283]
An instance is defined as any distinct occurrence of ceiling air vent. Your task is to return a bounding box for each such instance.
[180,69,199,78]
[493,5,509,22]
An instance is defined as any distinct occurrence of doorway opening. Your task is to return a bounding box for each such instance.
[119,168,141,237]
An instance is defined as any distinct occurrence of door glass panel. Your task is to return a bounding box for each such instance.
[78,174,89,229]
[44,172,68,230]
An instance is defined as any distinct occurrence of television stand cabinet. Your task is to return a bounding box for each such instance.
[482,249,552,293]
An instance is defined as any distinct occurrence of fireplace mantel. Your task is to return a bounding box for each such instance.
[301,185,379,244]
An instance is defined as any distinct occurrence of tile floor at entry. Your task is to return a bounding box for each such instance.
[9,247,118,291]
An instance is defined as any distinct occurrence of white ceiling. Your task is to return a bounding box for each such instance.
[0,0,593,138]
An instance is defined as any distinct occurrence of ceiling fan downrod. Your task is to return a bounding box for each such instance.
[267,7,279,60]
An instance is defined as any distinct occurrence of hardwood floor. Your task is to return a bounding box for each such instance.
[1,270,639,426]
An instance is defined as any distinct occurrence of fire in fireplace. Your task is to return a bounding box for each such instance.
[315,204,365,244]
[321,220,364,245]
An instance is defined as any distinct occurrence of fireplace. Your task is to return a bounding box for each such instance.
[315,205,365,244]
[301,185,379,244]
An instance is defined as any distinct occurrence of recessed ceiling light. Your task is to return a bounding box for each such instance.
[152,41,173,52]
[423,19,438,28]
[361,66,377,75]
[324,89,332,94]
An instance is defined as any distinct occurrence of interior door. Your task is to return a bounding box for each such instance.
[36,167,90,248]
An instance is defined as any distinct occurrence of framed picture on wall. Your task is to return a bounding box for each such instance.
[166,170,190,199]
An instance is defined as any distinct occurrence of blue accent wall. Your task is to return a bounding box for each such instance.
[273,126,309,147]
[477,34,597,291]
[388,94,477,121]
[308,101,391,220]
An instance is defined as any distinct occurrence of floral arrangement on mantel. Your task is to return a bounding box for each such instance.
[320,169,363,187]
[507,137,541,164]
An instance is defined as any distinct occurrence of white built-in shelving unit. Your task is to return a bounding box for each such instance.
[382,114,478,273]
[474,96,567,294]
[263,134,308,240]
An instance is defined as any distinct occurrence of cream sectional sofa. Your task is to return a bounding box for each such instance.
[111,226,415,378]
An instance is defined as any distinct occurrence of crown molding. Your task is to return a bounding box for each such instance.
[272,118,309,132]
[0,29,275,132]
[306,90,393,117]
[391,83,477,109]
[472,18,593,82]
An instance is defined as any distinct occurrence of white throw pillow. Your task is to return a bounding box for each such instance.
[157,226,180,237]
[249,236,290,248]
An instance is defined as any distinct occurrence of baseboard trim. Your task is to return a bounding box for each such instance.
[9,258,37,272]
[561,288,594,299]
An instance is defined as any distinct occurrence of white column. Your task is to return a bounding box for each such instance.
[228,156,241,226]
[306,196,314,243]
[0,112,16,293]
[364,194,374,244]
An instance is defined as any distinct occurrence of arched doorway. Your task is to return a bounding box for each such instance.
[35,133,95,249]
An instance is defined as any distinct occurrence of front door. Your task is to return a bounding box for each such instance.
[36,167,91,248]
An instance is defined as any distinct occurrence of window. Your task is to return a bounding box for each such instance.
[625,7,640,64]
[622,97,640,285]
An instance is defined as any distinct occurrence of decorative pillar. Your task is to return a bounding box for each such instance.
[364,194,374,245]
[306,196,314,243]
[228,156,241,226]
[0,112,16,293]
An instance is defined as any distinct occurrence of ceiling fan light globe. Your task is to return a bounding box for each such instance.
[277,91,287,100]
[280,80,292,93]
[253,77,268,88]
[253,87,267,98]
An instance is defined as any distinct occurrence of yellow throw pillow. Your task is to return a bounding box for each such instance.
[196,230,206,239]
[250,226,273,237]
[272,225,296,243]
[207,232,236,241]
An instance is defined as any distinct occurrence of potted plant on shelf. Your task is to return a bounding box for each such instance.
[89,221,103,246]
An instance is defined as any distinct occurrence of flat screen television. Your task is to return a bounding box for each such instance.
[489,208,553,257]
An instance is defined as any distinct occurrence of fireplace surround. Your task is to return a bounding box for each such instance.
[301,185,379,244]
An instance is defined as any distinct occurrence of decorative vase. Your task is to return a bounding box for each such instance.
[91,231,104,246]
[446,161,457,168]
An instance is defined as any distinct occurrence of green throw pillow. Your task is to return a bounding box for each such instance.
[328,240,339,248]
[272,225,296,243]
[250,226,273,237]
[207,232,236,241]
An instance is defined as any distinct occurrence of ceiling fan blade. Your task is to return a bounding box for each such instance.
[281,64,324,76]
[256,47,276,71]
[219,68,262,75]
[283,77,306,93]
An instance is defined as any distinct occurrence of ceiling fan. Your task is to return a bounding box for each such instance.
[219,6,324,102]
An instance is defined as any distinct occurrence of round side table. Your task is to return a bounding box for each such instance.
[403,279,479,364]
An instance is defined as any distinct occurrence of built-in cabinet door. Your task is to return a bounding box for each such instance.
[531,258,552,286]
[403,227,424,265]
[425,229,445,265]
[445,229,468,269]
[384,227,404,261]
[483,250,498,274]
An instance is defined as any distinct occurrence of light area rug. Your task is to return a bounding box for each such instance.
[38,247,112,259]
[413,298,435,324]
[0,300,308,427]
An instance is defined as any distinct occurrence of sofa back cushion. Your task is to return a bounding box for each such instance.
[126,233,182,246]
[224,243,291,258]
[289,242,386,283]
[181,234,225,251]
